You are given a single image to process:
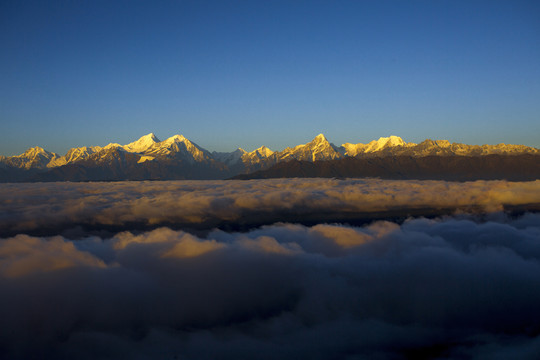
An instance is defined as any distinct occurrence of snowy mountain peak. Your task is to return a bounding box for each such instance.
[363,136,406,152]
[147,134,212,163]
[377,136,405,146]
[240,146,275,165]
[2,133,538,177]
[254,146,274,157]
[22,146,59,160]
[306,134,333,149]
[5,146,59,169]
[313,133,328,142]
[213,148,247,165]
[124,133,161,152]
[301,134,331,149]
[164,134,187,143]
[277,134,342,162]
[104,143,121,149]
[48,146,103,167]
[24,146,48,155]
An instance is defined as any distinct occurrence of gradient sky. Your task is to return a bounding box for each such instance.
[1,0,539,156]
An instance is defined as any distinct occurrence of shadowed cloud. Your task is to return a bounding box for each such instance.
[1,214,540,359]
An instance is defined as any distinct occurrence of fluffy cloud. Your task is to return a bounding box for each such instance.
[0,234,105,278]
[1,214,540,359]
[1,179,539,236]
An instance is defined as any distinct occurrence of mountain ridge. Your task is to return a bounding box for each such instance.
[1,133,539,182]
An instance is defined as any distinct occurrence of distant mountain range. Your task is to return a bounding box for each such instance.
[1,133,539,182]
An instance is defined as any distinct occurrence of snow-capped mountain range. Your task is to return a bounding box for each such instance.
[1,133,538,181]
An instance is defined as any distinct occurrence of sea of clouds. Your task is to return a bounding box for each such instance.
[1,178,539,236]
[1,179,540,359]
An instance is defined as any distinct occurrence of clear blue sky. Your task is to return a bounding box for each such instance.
[1,0,539,155]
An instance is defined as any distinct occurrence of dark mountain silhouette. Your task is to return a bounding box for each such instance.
[233,154,540,181]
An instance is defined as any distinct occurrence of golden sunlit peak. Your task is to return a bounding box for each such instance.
[25,146,46,153]
[313,133,329,142]
[165,134,187,142]
[123,133,161,152]
[255,146,274,156]
[376,136,405,146]
[144,132,158,140]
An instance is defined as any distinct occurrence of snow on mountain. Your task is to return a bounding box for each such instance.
[241,146,275,164]
[48,146,103,167]
[342,136,409,156]
[143,134,213,163]
[1,146,60,169]
[91,133,214,164]
[0,133,214,170]
[340,143,364,157]
[341,137,540,157]
[277,134,343,162]
[213,148,248,166]
[364,136,407,152]
[256,146,274,157]
[104,143,122,150]
[211,145,277,170]
[385,139,540,157]
[123,133,161,153]
[137,156,155,164]
[1,133,538,175]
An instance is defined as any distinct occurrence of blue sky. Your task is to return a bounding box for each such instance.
[1,0,539,155]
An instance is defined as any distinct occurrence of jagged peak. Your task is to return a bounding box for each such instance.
[214,148,247,156]
[312,133,329,143]
[291,134,332,150]
[360,135,407,153]
[435,140,451,147]
[143,132,159,140]
[419,139,437,146]
[4,134,539,174]
[104,143,121,149]
[19,146,56,158]
[161,135,210,158]
[376,135,405,146]
[64,146,97,156]
[254,146,274,156]
[24,146,46,154]
[134,133,160,143]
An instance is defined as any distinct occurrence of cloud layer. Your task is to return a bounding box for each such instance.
[1,178,540,236]
[2,214,540,359]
